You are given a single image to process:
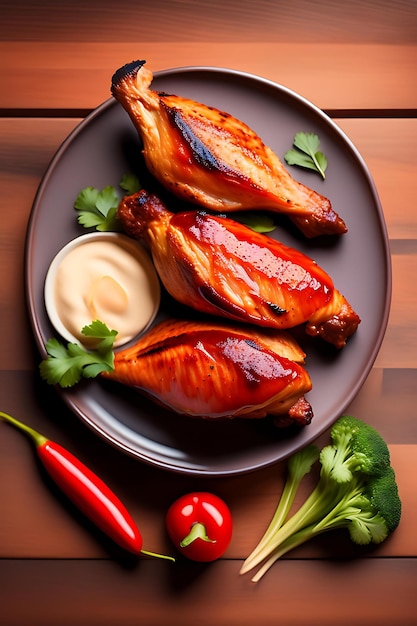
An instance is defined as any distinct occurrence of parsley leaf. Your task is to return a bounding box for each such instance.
[231,212,276,233]
[74,174,142,232]
[74,185,121,232]
[39,321,118,388]
[284,132,328,179]
[119,173,142,196]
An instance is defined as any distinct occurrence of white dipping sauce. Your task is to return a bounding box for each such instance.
[45,233,160,347]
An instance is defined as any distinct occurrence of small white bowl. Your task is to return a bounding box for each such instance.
[44,232,161,348]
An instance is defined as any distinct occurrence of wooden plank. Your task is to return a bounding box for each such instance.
[0,42,416,111]
[0,118,80,370]
[0,558,416,626]
[376,253,417,369]
[336,119,417,241]
[1,0,415,44]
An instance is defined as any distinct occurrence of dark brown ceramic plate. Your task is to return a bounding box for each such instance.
[25,67,391,475]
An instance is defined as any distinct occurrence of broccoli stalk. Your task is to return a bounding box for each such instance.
[240,415,402,582]
[240,444,320,570]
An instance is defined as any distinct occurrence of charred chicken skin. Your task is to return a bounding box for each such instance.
[101,318,313,424]
[118,190,360,349]
[111,60,347,238]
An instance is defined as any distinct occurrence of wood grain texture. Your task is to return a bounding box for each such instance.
[336,119,417,241]
[1,0,415,43]
[1,42,416,111]
[1,558,416,626]
[1,0,415,110]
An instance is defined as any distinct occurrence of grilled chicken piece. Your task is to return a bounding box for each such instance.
[118,190,360,349]
[102,318,313,424]
[111,60,346,238]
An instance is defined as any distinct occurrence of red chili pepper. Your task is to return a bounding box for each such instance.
[0,411,174,561]
[166,492,233,562]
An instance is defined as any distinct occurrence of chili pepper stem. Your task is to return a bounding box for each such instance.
[140,549,175,562]
[0,411,47,447]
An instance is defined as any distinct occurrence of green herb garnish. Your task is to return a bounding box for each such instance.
[284,132,328,180]
[231,212,276,233]
[74,174,142,231]
[39,321,117,388]
[119,173,141,196]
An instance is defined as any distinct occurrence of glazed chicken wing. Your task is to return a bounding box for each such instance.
[102,318,313,424]
[111,60,346,238]
[118,190,360,349]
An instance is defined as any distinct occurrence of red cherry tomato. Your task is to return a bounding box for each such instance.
[166,492,233,562]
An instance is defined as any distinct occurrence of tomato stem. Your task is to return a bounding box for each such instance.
[0,411,48,448]
[180,522,216,548]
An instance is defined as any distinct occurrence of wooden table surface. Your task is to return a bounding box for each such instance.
[1,2,416,624]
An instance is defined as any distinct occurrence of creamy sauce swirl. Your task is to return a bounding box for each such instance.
[46,234,160,347]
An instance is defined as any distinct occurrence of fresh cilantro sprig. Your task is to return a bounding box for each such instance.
[74,173,141,232]
[284,132,328,180]
[39,321,118,388]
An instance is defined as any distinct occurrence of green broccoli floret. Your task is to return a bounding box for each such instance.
[365,466,402,534]
[320,415,391,482]
[240,415,402,582]
[311,464,401,545]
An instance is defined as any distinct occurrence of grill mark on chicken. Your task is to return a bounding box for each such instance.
[267,302,287,315]
[164,106,223,170]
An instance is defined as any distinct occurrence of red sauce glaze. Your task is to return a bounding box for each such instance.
[109,327,310,418]
[170,211,334,326]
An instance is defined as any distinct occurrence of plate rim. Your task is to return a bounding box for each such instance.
[24,65,392,476]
